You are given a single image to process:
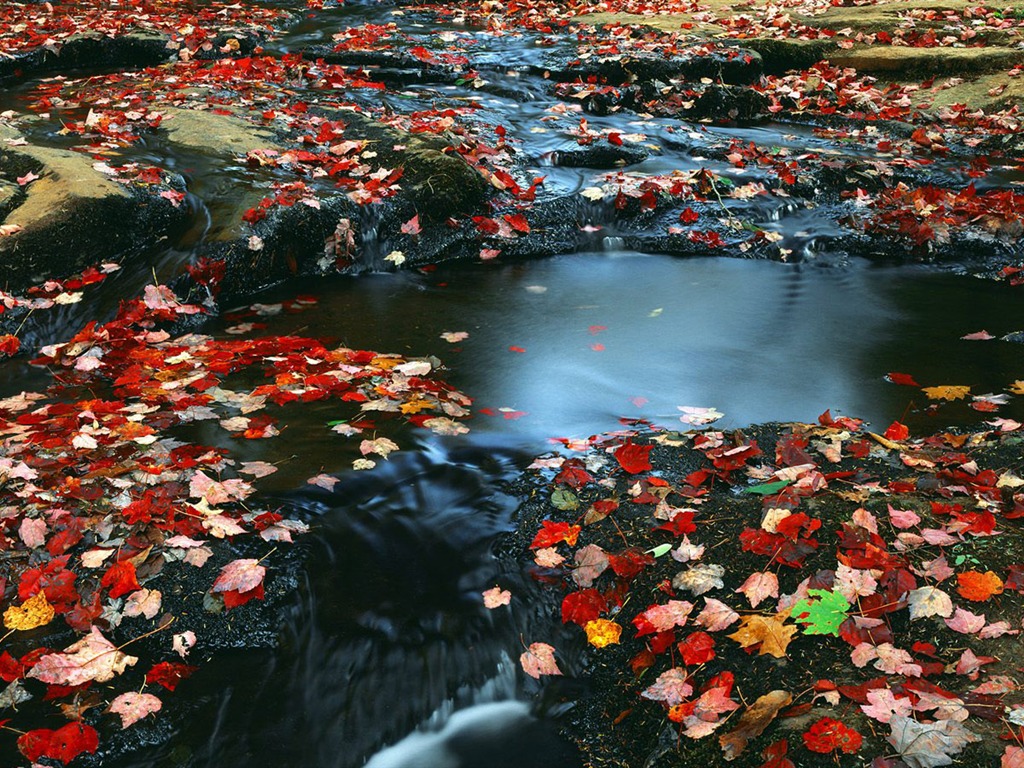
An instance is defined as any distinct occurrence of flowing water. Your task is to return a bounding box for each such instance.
[2,4,1024,767]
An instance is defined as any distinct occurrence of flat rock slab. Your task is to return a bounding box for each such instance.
[0,31,171,83]
[830,44,1024,75]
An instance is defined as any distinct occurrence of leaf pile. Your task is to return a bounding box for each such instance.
[516,416,1024,766]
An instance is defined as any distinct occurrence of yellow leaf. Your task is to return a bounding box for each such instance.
[922,385,970,401]
[1009,380,1024,396]
[584,618,622,648]
[399,398,434,414]
[4,590,55,631]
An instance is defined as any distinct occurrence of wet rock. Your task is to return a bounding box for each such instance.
[0,31,171,84]
[535,47,763,87]
[0,123,188,287]
[543,143,649,169]
[741,38,837,75]
[338,110,492,220]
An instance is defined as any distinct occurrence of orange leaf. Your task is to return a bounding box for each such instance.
[956,570,1004,602]
[584,618,622,648]
[922,385,970,401]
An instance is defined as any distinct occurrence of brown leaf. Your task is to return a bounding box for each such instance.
[922,385,970,401]
[719,690,792,760]
[727,613,796,658]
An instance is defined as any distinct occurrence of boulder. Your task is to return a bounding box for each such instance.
[0,123,187,287]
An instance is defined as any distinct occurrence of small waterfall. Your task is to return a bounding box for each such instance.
[358,203,387,271]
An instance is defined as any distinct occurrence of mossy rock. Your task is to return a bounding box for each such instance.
[829,44,1024,76]
[338,111,492,220]
[0,124,187,288]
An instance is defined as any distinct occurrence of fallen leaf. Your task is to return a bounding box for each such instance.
[482,586,511,609]
[3,590,55,631]
[728,613,796,658]
[212,559,266,594]
[28,626,138,686]
[520,642,561,679]
[584,618,622,648]
[922,385,971,401]
[956,570,1003,602]
[887,715,979,768]
[719,690,792,760]
[108,692,162,729]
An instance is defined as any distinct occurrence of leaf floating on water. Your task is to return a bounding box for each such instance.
[482,586,511,609]
[922,385,971,401]
[520,642,561,679]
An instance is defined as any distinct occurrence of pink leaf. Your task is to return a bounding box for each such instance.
[482,587,511,609]
[944,607,985,635]
[736,571,779,609]
[695,598,740,631]
[109,692,162,729]
[212,559,266,594]
[641,667,692,706]
[520,642,561,679]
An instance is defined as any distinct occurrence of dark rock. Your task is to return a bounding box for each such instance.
[535,46,763,87]
[0,31,171,84]
[542,143,649,169]
[0,124,190,289]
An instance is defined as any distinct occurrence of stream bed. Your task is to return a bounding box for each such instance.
[2,2,1023,766]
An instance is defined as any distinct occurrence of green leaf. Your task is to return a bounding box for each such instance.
[741,480,792,496]
[551,488,579,511]
[791,589,850,636]
[647,543,672,558]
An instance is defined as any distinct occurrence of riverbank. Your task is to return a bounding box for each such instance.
[505,415,1024,766]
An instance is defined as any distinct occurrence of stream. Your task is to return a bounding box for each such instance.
[1,2,1023,767]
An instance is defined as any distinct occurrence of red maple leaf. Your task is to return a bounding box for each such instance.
[677,631,716,665]
[614,440,652,474]
[18,722,98,763]
[146,662,199,692]
[561,589,607,626]
[101,560,140,599]
[530,520,582,549]
[802,717,862,754]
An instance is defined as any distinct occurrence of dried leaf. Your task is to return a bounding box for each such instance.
[728,613,796,658]
[28,626,138,686]
[719,690,792,760]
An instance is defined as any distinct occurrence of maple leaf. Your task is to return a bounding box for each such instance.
[956,570,1003,601]
[146,662,198,691]
[29,626,138,686]
[922,385,971,401]
[530,520,581,549]
[672,564,725,596]
[719,690,792,760]
[109,691,162,728]
[3,590,55,631]
[123,588,163,619]
[18,722,99,763]
[674,681,740,739]
[633,600,694,635]
[861,687,913,724]
[482,586,511,609]
[906,586,954,620]
[944,607,986,635]
[584,619,622,648]
[213,559,266,594]
[641,667,692,706]
[520,642,561,679]
[736,571,779,609]
[572,544,609,587]
[728,613,795,658]
[614,440,653,474]
[803,717,862,754]
[695,598,740,632]
[887,715,979,768]
[791,589,850,636]
[677,631,716,665]
[101,560,141,599]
